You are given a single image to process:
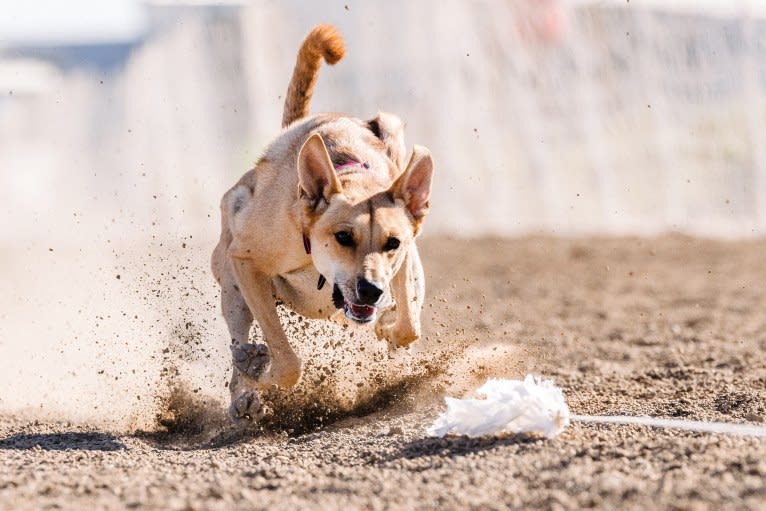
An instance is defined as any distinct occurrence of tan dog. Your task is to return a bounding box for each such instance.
[211,25,434,426]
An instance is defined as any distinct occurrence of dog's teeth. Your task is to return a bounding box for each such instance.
[317,274,326,290]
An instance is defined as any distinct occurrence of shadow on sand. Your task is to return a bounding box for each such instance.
[0,432,125,451]
[387,434,537,461]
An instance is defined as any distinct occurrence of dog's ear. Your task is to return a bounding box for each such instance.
[391,145,433,232]
[298,133,342,207]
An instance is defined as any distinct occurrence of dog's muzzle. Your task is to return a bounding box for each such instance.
[333,283,377,323]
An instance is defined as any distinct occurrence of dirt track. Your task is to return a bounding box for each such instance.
[1,236,765,510]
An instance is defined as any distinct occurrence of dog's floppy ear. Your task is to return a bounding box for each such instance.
[298,133,342,208]
[391,145,433,232]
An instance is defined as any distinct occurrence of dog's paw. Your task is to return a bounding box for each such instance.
[376,318,420,348]
[232,343,301,389]
[375,322,392,343]
[231,343,271,379]
[265,354,302,388]
[228,390,268,428]
[374,307,397,342]
[391,328,420,348]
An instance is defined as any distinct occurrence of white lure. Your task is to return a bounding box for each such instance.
[427,375,571,439]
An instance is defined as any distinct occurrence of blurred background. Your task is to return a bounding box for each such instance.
[3,0,766,241]
[1,0,765,426]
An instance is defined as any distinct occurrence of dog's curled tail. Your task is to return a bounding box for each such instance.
[282,24,345,128]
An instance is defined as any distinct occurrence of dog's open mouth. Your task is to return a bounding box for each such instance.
[333,284,377,323]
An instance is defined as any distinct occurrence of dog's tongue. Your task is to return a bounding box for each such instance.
[350,303,375,319]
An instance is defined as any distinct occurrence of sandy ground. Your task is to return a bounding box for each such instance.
[1,236,766,510]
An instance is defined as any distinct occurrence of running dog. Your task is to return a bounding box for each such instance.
[211,24,434,426]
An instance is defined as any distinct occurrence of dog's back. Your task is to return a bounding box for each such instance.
[282,25,345,128]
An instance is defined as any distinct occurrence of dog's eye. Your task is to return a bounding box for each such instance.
[334,231,355,247]
[383,237,400,251]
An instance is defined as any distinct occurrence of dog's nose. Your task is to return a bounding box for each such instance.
[356,279,383,305]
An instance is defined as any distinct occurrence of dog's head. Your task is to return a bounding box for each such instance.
[298,133,433,323]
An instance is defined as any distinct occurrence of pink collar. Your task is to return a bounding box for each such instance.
[334,160,369,174]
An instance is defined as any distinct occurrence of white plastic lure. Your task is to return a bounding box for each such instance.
[427,375,570,439]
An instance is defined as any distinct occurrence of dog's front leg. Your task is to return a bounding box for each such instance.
[376,245,425,348]
[230,256,302,389]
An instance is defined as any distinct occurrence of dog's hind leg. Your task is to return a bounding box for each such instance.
[218,262,270,426]
[224,271,269,382]
[221,265,254,345]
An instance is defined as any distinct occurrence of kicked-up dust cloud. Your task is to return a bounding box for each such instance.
[0,232,526,434]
